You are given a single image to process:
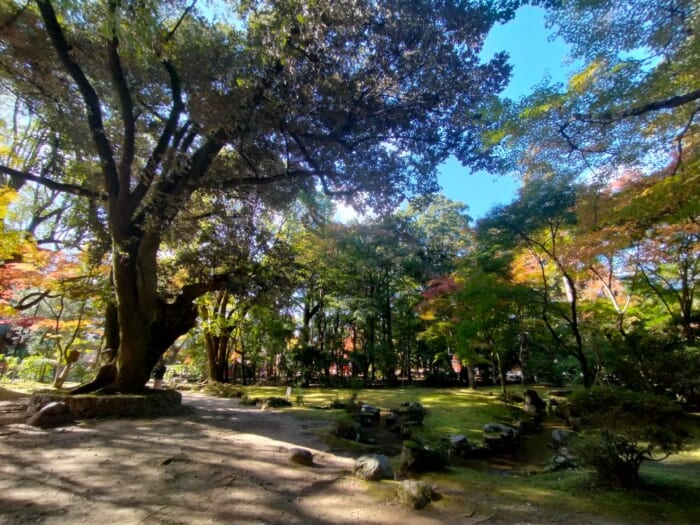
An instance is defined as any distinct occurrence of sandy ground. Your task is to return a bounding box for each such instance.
[0,390,502,525]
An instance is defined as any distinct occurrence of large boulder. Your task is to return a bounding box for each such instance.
[353,454,394,481]
[551,428,575,448]
[26,401,74,428]
[545,446,578,472]
[523,389,547,417]
[545,428,578,472]
[356,404,381,427]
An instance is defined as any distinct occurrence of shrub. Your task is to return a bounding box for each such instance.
[335,413,360,440]
[569,387,689,488]
[67,361,94,384]
[345,392,362,414]
[16,355,56,382]
[0,355,20,380]
[395,401,426,424]
[399,438,449,472]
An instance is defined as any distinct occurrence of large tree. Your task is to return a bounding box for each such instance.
[0,0,516,391]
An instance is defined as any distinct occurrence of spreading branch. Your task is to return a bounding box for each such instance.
[0,164,105,199]
[36,0,120,200]
[573,88,700,125]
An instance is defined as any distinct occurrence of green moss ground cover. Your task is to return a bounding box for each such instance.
[237,384,700,524]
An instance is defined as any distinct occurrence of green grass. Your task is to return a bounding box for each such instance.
[241,385,512,442]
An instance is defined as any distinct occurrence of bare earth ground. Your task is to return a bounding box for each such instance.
[0,390,509,525]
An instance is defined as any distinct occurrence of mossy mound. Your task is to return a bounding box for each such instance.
[27,389,182,419]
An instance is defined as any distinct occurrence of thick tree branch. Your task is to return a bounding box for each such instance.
[573,89,700,124]
[134,134,225,231]
[166,0,197,41]
[107,0,135,204]
[15,290,57,310]
[0,164,104,199]
[131,60,185,216]
[175,269,255,308]
[35,0,120,201]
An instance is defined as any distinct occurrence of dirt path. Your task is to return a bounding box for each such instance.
[0,391,490,525]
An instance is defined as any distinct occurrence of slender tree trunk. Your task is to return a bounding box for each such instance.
[562,273,591,388]
[466,362,477,390]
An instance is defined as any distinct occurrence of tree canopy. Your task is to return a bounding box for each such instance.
[0,0,521,390]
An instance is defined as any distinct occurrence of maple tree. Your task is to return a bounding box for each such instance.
[478,175,595,387]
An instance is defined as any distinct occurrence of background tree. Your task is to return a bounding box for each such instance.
[478,175,594,386]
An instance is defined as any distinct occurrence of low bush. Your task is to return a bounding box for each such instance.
[399,438,449,472]
[334,413,360,440]
[569,387,689,488]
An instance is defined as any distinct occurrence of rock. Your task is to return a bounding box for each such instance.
[396,480,442,510]
[547,389,572,397]
[551,429,574,447]
[288,448,314,466]
[27,390,182,418]
[357,404,380,427]
[353,454,394,481]
[483,423,519,454]
[545,446,578,472]
[522,402,540,416]
[449,434,470,458]
[26,401,74,428]
[483,422,517,434]
[261,397,293,409]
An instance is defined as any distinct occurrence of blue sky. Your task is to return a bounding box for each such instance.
[437,6,572,221]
